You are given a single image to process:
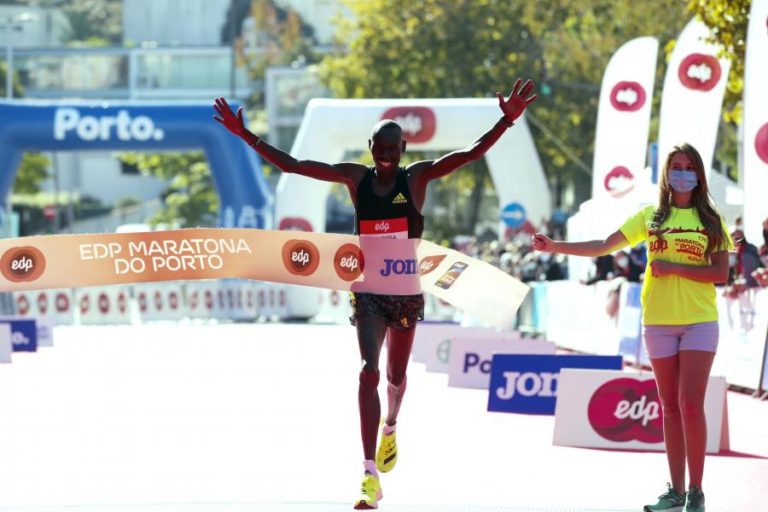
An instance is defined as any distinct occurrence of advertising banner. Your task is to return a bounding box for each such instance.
[742,0,768,246]
[0,318,38,353]
[553,369,729,453]
[0,323,10,362]
[592,37,658,201]
[657,18,730,181]
[0,229,530,331]
[487,354,623,414]
[714,288,768,391]
[447,337,555,389]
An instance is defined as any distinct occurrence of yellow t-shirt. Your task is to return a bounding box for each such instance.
[619,205,733,325]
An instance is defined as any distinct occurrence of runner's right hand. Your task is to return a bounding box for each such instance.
[532,233,554,252]
[213,97,247,138]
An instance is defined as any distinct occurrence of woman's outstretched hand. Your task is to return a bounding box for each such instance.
[497,78,538,124]
[532,233,554,252]
[213,97,247,138]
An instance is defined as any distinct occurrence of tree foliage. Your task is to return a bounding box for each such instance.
[235,0,319,87]
[59,0,123,45]
[319,0,689,225]
[117,152,219,228]
[13,153,50,195]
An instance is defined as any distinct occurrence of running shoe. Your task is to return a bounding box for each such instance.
[683,487,705,512]
[644,483,686,512]
[375,423,397,473]
[353,472,382,510]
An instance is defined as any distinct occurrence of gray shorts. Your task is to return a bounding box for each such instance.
[642,321,719,359]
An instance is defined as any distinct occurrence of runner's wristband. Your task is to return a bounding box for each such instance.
[243,131,261,148]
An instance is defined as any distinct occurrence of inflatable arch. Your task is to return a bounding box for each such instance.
[276,98,551,234]
[275,98,551,319]
[0,101,272,228]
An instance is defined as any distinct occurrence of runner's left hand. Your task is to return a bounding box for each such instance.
[497,78,538,123]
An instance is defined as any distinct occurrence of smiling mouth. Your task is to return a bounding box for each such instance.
[376,159,394,167]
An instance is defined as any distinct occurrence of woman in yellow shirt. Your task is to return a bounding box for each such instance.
[533,143,732,512]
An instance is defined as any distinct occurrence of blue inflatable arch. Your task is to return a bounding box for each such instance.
[0,101,272,228]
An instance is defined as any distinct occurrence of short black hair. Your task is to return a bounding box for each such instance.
[371,119,403,139]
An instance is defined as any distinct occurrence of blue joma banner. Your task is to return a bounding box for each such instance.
[487,354,623,415]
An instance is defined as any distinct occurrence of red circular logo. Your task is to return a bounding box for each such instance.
[333,243,364,282]
[0,246,46,283]
[80,295,90,314]
[755,123,768,165]
[282,239,320,277]
[381,107,437,143]
[118,292,127,313]
[138,292,147,313]
[609,81,646,112]
[55,292,69,313]
[587,378,663,443]
[98,293,110,314]
[154,291,163,311]
[169,291,179,310]
[204,290,213,310]
[37,293,48,314]
[17,294,29,315]
[678,53,721,91]
[189,291,199,310]
[603,166,635,198]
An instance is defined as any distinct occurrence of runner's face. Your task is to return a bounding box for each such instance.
[369,129,404,173]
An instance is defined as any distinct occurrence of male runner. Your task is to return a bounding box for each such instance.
[213,78,536,509]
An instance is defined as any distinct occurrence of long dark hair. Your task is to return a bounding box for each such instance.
[650,143,727,259]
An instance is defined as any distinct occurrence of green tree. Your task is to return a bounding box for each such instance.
[0,62,24,98]
[13,153,50,195]
[60,0,123,45]
[319,0,688,235]
[234,0,319,105]
[118,152,219,228]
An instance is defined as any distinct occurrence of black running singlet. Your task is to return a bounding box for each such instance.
[354,167,424,239]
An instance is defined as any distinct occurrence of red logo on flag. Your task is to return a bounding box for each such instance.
[678,54,721,91]
[610,81,646,112]
[755,123,768,165]
[604,166,635,198]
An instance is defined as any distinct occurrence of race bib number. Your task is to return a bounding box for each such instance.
[359,217,408,239]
